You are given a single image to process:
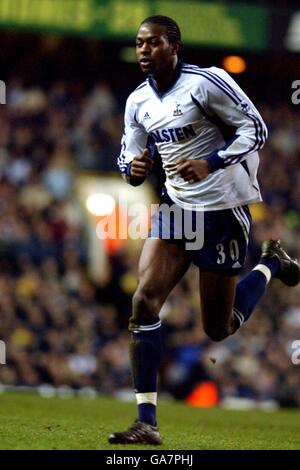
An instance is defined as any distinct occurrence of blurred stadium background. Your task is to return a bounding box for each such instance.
[0,0,300,414]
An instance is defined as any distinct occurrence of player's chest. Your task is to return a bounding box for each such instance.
[138,94,204,133]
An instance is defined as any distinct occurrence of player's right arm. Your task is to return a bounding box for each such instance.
[117,94,152,186]
[130,148,153,184]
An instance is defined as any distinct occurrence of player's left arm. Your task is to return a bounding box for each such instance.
[177,158,210,183]
[177,68,268,183]
[201,67,268,173]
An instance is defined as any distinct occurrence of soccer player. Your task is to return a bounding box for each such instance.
[108,15,300,445]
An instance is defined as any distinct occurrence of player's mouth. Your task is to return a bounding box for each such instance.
[139,58,153,69]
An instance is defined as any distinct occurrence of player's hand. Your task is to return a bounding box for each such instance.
[176,158,211,183]
[130,148,153,178]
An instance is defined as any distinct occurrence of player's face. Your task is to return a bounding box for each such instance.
[136,23,178,76]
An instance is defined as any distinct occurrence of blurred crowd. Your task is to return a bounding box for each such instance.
[0,79,300,407]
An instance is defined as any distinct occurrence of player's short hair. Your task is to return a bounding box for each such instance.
[140,15,182,50]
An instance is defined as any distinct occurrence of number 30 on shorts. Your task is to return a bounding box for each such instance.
[216,240,240,264]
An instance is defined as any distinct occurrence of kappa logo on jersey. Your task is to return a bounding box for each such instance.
[144,111,151,119]
[173,102,183,116]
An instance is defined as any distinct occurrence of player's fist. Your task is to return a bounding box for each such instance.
[177,158,210,183]
[130,148,153,178]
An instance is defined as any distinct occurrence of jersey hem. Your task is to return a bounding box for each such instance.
[165,190,262,212]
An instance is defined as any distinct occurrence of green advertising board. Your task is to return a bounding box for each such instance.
[0,0,268,50]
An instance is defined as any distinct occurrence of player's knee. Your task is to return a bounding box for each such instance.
[204,324,230,342]
[132,286,161,320]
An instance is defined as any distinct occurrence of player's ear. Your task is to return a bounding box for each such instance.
[171,41,181,56]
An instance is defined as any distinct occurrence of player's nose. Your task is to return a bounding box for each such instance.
[140,42,151,54]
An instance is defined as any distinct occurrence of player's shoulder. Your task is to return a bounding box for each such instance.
[127,79,150,104]
[181,64,237,98]
[181,63,228,81]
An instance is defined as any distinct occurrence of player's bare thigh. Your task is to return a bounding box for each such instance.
[133,238,192,317]
[199,270,237,341]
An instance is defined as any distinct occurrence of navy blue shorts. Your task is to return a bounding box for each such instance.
[149,191,251,276]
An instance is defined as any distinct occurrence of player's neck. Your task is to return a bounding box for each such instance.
[152,57,179,92]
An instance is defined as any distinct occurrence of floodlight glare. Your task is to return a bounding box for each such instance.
[86,193,116,216]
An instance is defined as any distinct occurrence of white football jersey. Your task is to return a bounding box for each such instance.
[118,63,268,211]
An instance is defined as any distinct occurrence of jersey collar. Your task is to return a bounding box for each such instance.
[148,61,182,99]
